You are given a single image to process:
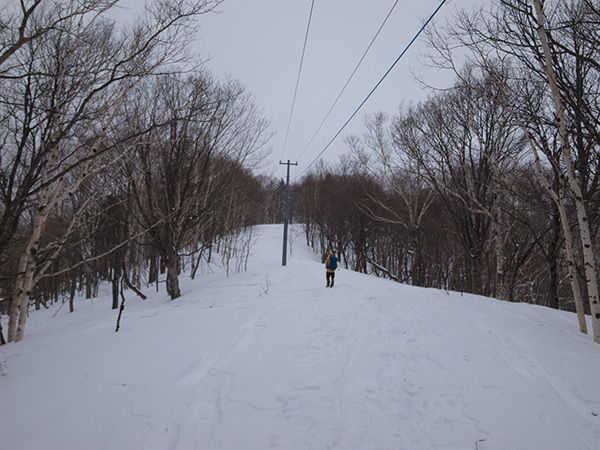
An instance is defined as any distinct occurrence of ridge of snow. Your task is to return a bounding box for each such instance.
[1,224,599,450]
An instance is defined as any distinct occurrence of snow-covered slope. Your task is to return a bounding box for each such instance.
[1,224,599,450]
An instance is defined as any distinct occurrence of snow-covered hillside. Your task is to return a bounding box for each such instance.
[1,224,599,450]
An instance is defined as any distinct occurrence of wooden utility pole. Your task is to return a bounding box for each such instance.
[280,160,298,266]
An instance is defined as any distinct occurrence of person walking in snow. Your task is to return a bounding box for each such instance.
[325,252,338,287]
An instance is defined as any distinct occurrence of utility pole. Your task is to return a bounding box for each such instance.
[280,160,298,266]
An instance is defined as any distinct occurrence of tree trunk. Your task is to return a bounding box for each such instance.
[535,0,599,342]
[148,254,158,285]
[525,129,587,332]
[493,201,508,301]
[85,274,92,300]
[8,193,50,342]
[0,320,6,346]
[69,280,76,313]
[115,279,126,333]
[165,251,181,300]
[556,195,587,332]
[111,269,120,310]
[546,204,561,310]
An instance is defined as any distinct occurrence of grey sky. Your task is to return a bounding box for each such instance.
[195,0,475,178]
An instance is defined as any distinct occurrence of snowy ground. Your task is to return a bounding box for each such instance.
[1,224,600,450]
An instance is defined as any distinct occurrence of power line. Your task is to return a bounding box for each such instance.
[280,0,316,163]
[296,0,400,162]
[296,0,448,179]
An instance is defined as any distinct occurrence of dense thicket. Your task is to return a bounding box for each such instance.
[0,0,284,342]
[297,0,600,339]
[297,147,579,308]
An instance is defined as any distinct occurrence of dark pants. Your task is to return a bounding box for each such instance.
[326,271,335,287]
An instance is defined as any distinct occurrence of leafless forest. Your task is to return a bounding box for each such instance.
[1,0,599,343]
[0,0,286,342]
[296,0,600,342]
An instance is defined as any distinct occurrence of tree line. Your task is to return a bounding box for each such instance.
[295,0,600,343]
[0,0,286,343]
[2,0,599,345]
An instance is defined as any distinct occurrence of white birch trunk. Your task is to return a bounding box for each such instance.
[515,112,587,333]
[556,184,588,334]
[8,160,55,342]
[534,0,599,342]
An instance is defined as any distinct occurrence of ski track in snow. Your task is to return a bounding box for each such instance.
[149,310,269,449]
[2,225,600,450]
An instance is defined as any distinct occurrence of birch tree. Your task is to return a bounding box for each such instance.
[2,0,222,343]
[422,0,599,339]
[0,0,120,71]
[533,0,600,342]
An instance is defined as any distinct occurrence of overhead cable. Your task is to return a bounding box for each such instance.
[296,0,400,162]
[296,0,448,179]
[280,0,316,163]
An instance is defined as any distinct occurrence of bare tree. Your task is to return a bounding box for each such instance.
[2,0,222,343]
[123,73,270,300]
[533,0,600,342]
[346,113,436,286]
[387,74,525,297]
[0,0,118,71]
[422,0,599,340]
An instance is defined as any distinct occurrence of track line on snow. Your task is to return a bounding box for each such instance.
[147,309,269,449]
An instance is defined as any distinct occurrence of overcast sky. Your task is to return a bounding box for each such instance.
[194,0,478,179]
